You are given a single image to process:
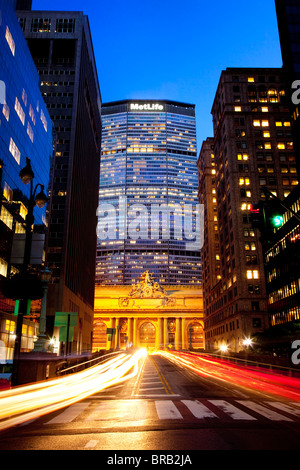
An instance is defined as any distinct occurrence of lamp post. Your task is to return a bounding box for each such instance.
[11,158,47,386]
[33,267,51,352]
[189,325,193,350]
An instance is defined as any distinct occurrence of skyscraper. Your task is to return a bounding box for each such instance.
[0,0,53,360]
[199,67,298,352]
[275,0,300,174]
[96,99,200,287]
[16,8,102,354]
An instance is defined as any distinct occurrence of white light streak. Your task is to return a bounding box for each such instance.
[0,349,147,431]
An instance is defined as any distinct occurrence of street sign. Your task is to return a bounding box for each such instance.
[54,312,78,346]
[106,328,116,335]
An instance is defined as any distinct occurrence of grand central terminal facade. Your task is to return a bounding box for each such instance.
[93,272,204,352]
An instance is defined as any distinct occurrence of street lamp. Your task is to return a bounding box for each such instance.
[10,158,48,386]
[33,267,51,352]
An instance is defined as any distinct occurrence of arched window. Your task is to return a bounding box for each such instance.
[188,322,204,349]
[247,85,257,103]
[258,86,268,103]
[139,322,156,346]
[93,321,107,350]
[268,88,278,103]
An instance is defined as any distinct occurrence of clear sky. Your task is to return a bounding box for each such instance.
[32,0,283,149]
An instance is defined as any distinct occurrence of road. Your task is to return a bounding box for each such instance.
[0,351,300,454]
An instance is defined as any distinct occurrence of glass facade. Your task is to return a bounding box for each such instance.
[0,0,52,228]
[0,0,52,358]
[96,100,201,285]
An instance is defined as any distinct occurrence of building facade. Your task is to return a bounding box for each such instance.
[264,184,300,327]
[199,67,299,352]
[16,8,102,354]
[96,99,200,287]
[275,0,300,175]
[0,0,53,361]
[93,271,204,352]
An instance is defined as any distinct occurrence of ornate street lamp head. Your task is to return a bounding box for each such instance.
[19,157,34,185]
[35,185,48,208]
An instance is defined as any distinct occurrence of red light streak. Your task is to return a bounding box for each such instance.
[157,350,300,401]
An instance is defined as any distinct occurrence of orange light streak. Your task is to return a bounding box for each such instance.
[0,349,147,431]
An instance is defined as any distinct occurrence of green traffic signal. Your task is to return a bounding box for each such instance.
[271,214,284,228]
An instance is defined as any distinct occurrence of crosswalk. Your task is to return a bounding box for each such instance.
[40,398,300,426]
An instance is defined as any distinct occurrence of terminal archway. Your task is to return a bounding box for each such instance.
[188,322,204,349]
[139,322,156,348]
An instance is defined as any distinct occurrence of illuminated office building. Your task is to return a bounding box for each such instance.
[0,0,53,359]
[200,68,299,352]
[96,99,200,286]
[17,8,102,354]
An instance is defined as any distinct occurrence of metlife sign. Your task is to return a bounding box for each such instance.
[129,103,164,112]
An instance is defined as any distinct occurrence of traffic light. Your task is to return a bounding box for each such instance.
[250,199,285,239]
[250,201,264,231]
[265,199,285,231]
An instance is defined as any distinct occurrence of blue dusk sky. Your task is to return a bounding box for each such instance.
[32,0,283,149]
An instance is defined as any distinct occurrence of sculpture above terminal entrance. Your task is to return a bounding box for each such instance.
[129,271,165,299]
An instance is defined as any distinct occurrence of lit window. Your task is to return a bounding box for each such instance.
[29,105,36,125]
[262,120,269,127]
[247,270,259,279]
[277,143,285,150]
[2,103,9,121]
[248,77,255,82]
[14,97,25,125]
[40,109,48,132]
[22,89,27,107]
[27,122,34,142]
[5,26,15,55]
[0,206,13,230]
[235,106,242,112]
[261,107,269,112]
[9,138,20,164]
[0,258,8,277]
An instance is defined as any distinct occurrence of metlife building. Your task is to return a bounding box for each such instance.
[96,99,201,286]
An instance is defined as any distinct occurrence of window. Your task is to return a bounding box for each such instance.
[9,138,20,164]
[2,103,9,122]
[55,18,75,33]
[31,18,51,32]
[14,98,25,125]
[247,270,259,279]
[5,26,15,55]
[0,206,13,230]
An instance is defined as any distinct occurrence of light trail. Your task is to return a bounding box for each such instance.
[157,350,300,401]
[0,349,147,431]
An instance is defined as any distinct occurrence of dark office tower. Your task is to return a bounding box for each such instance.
[200,68,298,352]
[96,100,200,286]
[275,0,300,173]
[15,0,32,10]
[17,10,102,354]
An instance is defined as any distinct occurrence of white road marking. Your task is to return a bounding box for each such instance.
[155,400,183,419]
[45,402,90,424]
[209,400,257,420]
[236,401,293,421]
[182,400,219,419]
